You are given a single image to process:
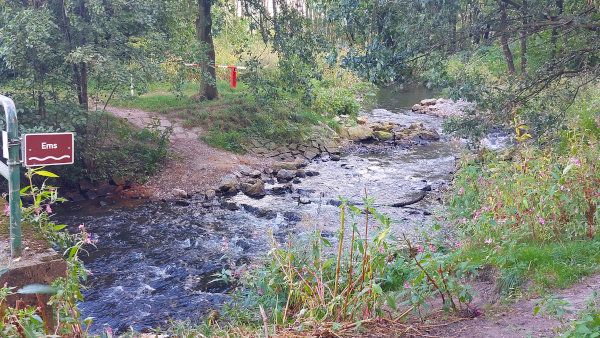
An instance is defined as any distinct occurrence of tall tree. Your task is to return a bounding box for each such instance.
[498,0,516,74]
[196,0,218,100]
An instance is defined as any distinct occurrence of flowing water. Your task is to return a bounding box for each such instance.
[55,87,464,333]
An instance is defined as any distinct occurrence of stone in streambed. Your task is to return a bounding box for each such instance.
[373,130,393,141]
[347,125,373,141]
[218,174,239,195]
[172,188,188,199]
[240,179,266,198]
[276,169,296,183]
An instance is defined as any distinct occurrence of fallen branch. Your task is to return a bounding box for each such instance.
[388,192,426,207]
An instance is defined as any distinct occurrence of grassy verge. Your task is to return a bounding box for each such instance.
[108,72,374,153]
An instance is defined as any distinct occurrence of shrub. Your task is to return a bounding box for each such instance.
[80,112,170,184]
[312,87,360,116]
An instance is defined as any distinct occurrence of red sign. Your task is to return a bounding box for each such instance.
[23,133,74,167]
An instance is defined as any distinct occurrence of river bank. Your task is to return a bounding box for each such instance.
[53,87,476,333]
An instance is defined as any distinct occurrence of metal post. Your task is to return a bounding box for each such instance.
[0,95,21,258]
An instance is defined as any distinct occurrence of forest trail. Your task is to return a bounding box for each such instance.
[104,106,268,199]
[426,273,599,337]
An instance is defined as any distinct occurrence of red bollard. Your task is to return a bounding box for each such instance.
[228,66,237,89]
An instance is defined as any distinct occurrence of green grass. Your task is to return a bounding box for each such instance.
[458,239,600,295]
[109,80,334,153]
[110,81,244,114]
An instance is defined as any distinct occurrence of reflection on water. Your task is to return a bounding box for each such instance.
[376,84,440,111]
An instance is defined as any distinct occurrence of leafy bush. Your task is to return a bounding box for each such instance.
[451,139,600,244]
[80,112,170,183]
[0,168,92,336]
[312,87,360,116]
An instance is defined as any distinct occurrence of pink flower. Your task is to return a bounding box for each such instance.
[538,217,546,225]
[45,204,52,214]
[404,282,410,289]
[416,244,424,253]
[454,241,463,249]
[458,187,465,195]
[3,204,9,216]
[429,244,437,252]
[484,238,493,245]
[569,157,581,167]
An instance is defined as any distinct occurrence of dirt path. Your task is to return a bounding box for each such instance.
[427,273,600,337]
[104,106,269,199]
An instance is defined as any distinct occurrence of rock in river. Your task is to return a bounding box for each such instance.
[218,174,239,195]
[240,179,266,198]
[347,125,373,141]
[276,169,296,183]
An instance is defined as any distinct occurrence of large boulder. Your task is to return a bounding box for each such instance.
[373,130,393,141]
[218,174,239,195]
[276,169,296,182]
[347,125,373,141]
[241,179,266,198]
[394,123,440,142]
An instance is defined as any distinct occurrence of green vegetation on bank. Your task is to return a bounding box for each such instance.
[448,86,600,296]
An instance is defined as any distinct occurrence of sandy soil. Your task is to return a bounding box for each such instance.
[104,106,269,199]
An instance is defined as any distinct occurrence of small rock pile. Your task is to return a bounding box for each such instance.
[411,98,475,118]
[206,160,321,200]
[339,117,440,143]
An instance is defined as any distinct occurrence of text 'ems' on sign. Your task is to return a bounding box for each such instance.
[23,132,74,167]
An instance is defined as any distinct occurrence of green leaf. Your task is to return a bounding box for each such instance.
[372,283,383,295]
[35,170,59,178]
[52,224,67,231]
[17,284,57,295]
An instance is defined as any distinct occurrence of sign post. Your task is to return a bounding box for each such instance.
[0,95,22,258]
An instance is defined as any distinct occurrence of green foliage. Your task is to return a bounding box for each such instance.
[562,292,600,338]
[313,87,360,116]
[0,169,91,336]
[81,112,170,183]
[217,199,475,332]
[449,95,600,293]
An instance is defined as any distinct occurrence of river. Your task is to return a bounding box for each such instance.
[55,85,463,333]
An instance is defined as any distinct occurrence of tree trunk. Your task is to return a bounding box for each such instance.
[519,0,528,75]
[80,62,89,110]
[550,0,564,58]
[196,0,218,100]
[498,0,516,74]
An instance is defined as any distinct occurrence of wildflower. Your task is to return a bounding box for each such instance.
[404,282,410,289]
[415,244,424,253]
[458,187,465,195]
[45,204,53,214]
[454,241,462,249]
[429,244,437,252]
[538,216,546,225]
[34,207,42,215]
[3,204,9,216]
[569,157,581,167]
[484,238,493,245]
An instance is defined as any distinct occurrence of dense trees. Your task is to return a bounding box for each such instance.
[1,0,170,112]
